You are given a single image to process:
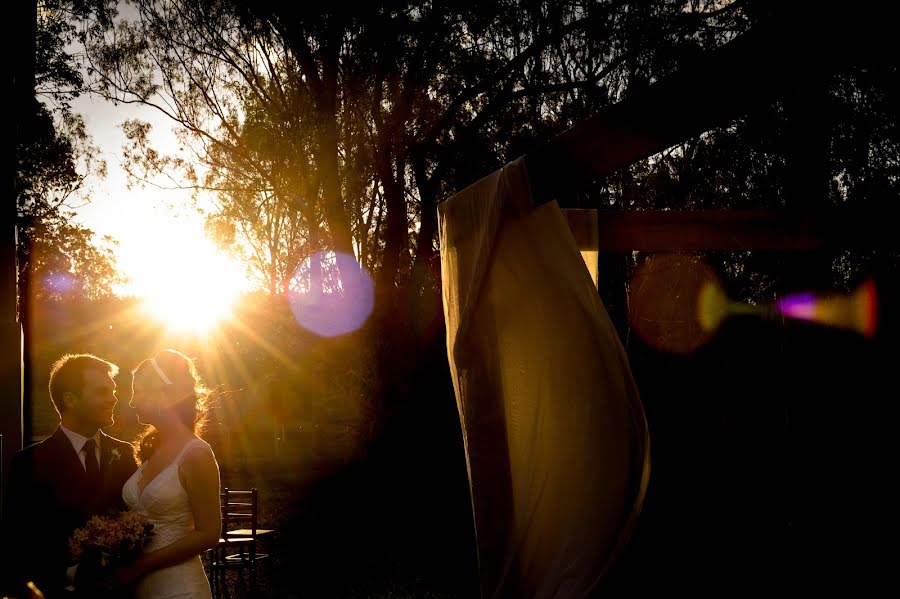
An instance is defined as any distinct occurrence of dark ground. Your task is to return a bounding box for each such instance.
[208,433,479,599]
[125,260,898,599]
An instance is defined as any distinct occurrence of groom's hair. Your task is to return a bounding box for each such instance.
[49,354,119,415]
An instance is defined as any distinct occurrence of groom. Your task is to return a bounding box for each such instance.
[1,354,138,598]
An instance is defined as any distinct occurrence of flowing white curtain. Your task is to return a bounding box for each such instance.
[438,157,650,598]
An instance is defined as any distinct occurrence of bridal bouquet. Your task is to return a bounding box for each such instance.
[69,511,154,577]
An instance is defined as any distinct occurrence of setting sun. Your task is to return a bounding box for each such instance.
[124,230,246,334]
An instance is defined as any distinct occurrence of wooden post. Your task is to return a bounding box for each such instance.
[0,0,33,513]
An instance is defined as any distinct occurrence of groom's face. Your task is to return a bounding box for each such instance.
[72,367,119,430]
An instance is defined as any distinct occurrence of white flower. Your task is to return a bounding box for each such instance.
[110,448,121,462]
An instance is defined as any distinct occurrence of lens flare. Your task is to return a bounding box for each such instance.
[288,251,374,337]
[698,281,762,332]
[632,254,878,354]
[699,278,877,338]
[628,253,721,354]
[43,273,77,295]
[775,278,877,338]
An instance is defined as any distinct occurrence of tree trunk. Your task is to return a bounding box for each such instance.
[379,155,408,294]
[315,26,354,260]
[411,156,438,277]
[317,113,354,258]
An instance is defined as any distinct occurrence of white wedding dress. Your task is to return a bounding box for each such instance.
[123,438,214,599]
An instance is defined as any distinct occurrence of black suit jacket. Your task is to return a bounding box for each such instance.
[1,427,138,599]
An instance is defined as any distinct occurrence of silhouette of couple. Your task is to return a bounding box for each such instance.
[2,350,220,599]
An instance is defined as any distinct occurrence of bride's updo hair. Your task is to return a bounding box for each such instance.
[133,349,210,463]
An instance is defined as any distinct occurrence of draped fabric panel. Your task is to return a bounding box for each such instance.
[438,157,650,598]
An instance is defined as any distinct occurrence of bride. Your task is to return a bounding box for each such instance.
[112,349,221,598]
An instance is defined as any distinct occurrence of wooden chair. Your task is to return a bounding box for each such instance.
[209,488,274,597]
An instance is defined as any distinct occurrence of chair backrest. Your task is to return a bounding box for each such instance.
[221,487,259,537]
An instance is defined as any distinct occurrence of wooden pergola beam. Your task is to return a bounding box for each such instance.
[565,209,900,252]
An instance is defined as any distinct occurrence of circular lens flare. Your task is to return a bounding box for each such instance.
[628,254,721,354]
[288,251,374,337]
[43,272,77,295]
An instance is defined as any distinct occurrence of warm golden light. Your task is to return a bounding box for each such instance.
[129,234,245,334]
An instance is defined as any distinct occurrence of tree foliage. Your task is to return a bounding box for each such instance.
[73,0,900,399]
[83,1,753,299]
[18,0,122,303]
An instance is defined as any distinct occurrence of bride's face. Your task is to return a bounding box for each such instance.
[130,370,166,426]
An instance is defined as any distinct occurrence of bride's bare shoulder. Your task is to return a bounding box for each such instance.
[182,438,218,467]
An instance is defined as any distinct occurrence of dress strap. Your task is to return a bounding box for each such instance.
[174,438,208,466]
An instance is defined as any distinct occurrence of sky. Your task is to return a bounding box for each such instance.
[57,0,253,333]
[66,90,254,336]
[69,93,250,301]
[60,1,249,302]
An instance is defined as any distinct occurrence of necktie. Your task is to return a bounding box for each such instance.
[83,438,101,488]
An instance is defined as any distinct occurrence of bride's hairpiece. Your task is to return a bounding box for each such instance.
[149,358,173,385]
